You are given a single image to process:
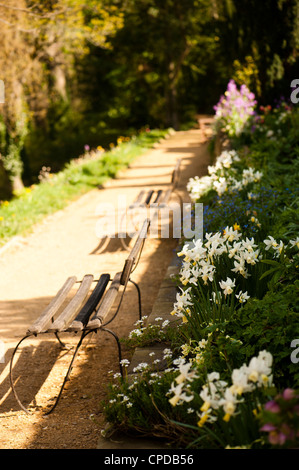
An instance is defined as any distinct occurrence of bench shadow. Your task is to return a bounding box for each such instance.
[0,338,63,413]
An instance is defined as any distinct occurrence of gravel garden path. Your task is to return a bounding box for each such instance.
[0,127,211,449]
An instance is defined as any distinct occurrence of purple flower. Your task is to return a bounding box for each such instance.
[268,431,287,446]
[260,423,276,432]
[282,388,296,401]
[264,400,280,413]
[213,79,257,137]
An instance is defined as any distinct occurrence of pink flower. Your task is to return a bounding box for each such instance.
[260,423,276,432]
[264,400,280,413]
[268,431,287,446]
[282,388,296,400]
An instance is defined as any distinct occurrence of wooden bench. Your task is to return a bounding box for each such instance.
[120,158,182,251]
[197,115,213,138]
[92,158,182,254]
[9,218,150,415]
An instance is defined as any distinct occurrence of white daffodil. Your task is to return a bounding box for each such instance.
[179,263,193,285]
[264,235,278,250]
[247,350,273,387]
[199,263,216,285]
[289,237,299,249]
[228,241,242,258]
[273,240,284,257]
[231,255,250,278]
[172,286,193,314]
[197,408,217,427]
[241,237,258,253]
[242,249,260,265]
[219,277,236,295]
[219,388,243,420]
[230,365,255,395]
[213,177,228,196]
[168,382,194,407]
[175,361,197,384]
[235,290,250,304]
[207,240,227,260]
[254,170,263,181]
[223,226,242,242]
[187,175,213,201]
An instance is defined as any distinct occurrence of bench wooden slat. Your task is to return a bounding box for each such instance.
[159,188,172,205]
[153,190,163,203]
[120,218,150,285]
[171,158,181,185]
[27,276,77,335]
[68,273,110,332]
[129,190,145,209]
[144,190,154,205]
[127,218,150,262]
[47,275,94,332]
[86,272,122,330]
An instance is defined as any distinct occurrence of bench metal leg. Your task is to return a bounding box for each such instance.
[44,329,93,415]
[129,279,142,320]
[100,327,123,378]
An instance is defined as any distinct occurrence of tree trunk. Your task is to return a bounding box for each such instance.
[166,83,180,130]
[0,159,12,199]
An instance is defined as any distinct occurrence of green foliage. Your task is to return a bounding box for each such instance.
[226,282,299,388]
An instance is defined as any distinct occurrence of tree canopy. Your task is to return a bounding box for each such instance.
[0,0,298,192]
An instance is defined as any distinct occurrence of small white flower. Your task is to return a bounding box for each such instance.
[120,359,130,367]
[133,362,149,372]
[163,348,173,359]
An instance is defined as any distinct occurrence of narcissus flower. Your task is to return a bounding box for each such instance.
[219,277,236,295]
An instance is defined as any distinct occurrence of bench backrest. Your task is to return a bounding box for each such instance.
[120,217,150,286]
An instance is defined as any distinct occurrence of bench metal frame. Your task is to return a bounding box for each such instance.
[9,219,150,415]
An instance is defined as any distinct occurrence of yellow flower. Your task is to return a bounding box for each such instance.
[117,136,125,144]
[252,404,262,416]
[169,395,180,407]
[233,223,240,231]
[261,374,269,385]
[200,401,210,412]
[248,370,258,382]
[0,216,3,221]
[230,384,243,395]
[176,373,186,385]
[197,413,209,427]
[223,413,231,422]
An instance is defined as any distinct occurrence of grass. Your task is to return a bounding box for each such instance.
[0,128,172,246]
